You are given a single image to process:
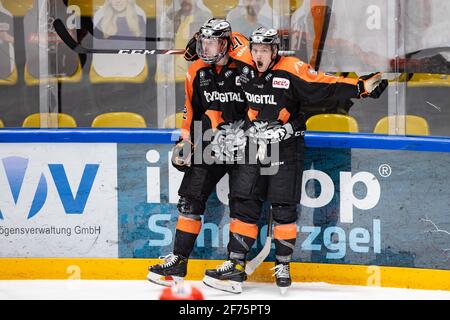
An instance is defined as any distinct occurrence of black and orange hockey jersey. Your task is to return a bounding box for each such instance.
[228,32,361,131]
[181,54,247,141]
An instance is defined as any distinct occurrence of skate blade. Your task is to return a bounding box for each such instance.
[202,275,242,294]
[147,271,184,287]
[279,286,288,295]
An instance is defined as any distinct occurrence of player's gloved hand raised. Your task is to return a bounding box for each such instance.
[357,73,388,98]
[184,32,199,62]
[171,140,194,172]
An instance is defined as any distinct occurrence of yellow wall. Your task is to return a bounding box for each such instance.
[0,0,304,20]
[1,258,450,291]
[2,0,34,16]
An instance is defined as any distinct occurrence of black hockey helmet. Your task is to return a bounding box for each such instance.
[196,18,232,64]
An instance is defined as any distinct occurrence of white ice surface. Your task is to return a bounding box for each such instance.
[1,280,450,300]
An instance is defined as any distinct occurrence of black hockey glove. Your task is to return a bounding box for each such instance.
[184,32,199,62]
[171,139,194,172]
[264,121,295,144]
[249,120,302,144]
[357,73,388,98]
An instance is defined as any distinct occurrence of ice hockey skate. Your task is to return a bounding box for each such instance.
[202,260,247,294]
[147,253,187,287]
[270,262,292,295]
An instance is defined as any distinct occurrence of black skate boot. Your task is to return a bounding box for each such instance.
[147,253,187,287]
[202,259,247,294]
[270,261,291,295]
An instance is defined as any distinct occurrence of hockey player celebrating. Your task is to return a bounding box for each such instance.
[202,27,388,294]
[147,19,248,286]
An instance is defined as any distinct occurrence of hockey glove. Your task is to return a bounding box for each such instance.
[357,73,388,98]
[249,121,297,144]
[264,121,295,144]
[171,140,194,172]
[184,32,199,62]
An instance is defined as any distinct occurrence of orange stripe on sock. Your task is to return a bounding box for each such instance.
[176,216,202,235]
[230,218,258,239]
[274,224,297,240]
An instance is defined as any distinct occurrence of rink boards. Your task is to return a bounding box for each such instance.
[0,130,450,291]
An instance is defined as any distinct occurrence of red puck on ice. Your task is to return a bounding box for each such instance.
[159,283,204,300]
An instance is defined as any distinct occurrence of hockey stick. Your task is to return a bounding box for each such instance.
[82,18,173,42]
[55,19,298,57]
[53,19,184,55]
[245,208,273,275]
[309,0,333,71]
[57,0,172,42]
[54,18,450,73]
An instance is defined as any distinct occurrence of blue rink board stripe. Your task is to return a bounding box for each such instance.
[0,128,179,144]
[306,132,450,152]
[1,129,450,152]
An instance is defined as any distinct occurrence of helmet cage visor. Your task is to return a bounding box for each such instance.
[196,34,228,64]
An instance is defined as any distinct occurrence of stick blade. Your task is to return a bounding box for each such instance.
[245,236,272,275]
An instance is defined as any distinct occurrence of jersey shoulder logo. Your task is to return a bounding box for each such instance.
[272,77,290,89]
[236,46,247,57]
[294,61,304,74]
